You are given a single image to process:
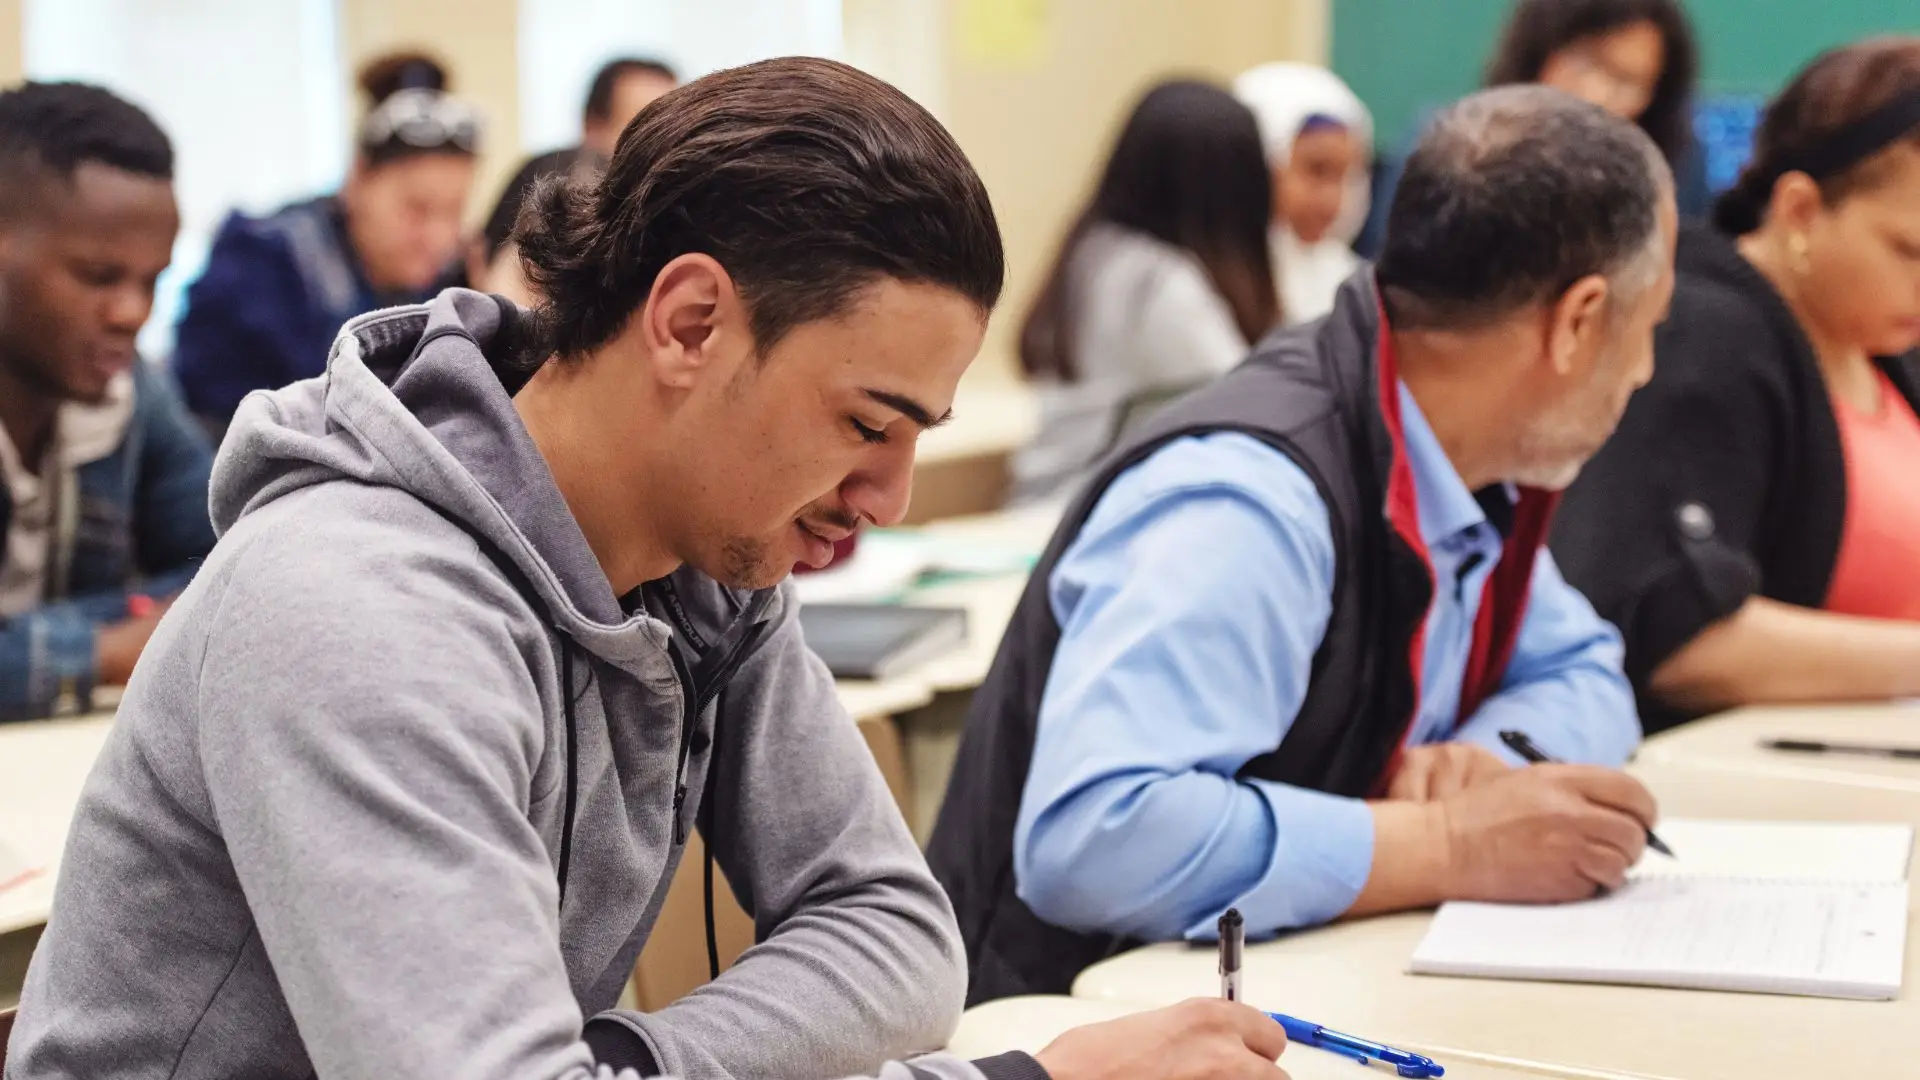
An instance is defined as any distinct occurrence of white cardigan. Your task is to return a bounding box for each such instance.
[1011,224,1249,504]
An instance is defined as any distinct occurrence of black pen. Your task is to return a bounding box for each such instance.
[1762,737,1920,760]
[1498,730,1675,858]
[1218,908,1243,1002]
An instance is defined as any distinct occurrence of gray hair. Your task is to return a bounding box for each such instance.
[1376,84,1672,330]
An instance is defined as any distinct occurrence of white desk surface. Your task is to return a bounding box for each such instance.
[950,996,1615,1080]
[1071,764,1920,1080]
[1639,702,1920,788]
[0,714,115,935]
[1076,908,1920,1080]
[836,678,939,722]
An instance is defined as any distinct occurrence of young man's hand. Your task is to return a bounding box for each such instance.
[1034,999,1290,1080]
[1438,764,1657,902]
[1385,743,1512,802]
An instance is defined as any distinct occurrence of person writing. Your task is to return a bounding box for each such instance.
[1010,80,1278,504]
[930,85,1675,1003]
[9,59,1289,1080]
[171,51,483,431]
[0,82,213,721]
[1554,37,1920,732]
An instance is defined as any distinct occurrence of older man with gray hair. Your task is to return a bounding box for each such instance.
[930,84,1680,1004]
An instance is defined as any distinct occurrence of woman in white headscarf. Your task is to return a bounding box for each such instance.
[1233,63,1374,325]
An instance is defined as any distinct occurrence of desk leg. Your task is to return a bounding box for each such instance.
[899,691,974,846]
[0,925,41,1009]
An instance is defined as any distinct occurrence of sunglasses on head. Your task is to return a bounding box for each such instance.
[359,88,482,155]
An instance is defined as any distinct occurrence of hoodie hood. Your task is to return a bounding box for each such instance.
[212,288,693,674]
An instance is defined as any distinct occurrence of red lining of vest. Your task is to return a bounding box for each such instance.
[1370,296,1560,796]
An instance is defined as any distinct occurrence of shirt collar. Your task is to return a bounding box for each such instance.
[1395,379,1504,547]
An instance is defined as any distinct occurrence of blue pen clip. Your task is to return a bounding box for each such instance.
[1269,1013,1445,1078]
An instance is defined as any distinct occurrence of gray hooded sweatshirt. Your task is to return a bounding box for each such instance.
[7,292,1044,1080]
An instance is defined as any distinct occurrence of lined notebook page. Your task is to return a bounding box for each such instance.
[1631,821,1913,884]
[1410,820,1913,1000]
[1412,879,1907,999]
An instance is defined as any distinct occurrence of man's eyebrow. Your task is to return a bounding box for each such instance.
[862,388,954,430]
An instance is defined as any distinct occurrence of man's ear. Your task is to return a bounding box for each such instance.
[1546,274,1611,376]
[640,253,744,389]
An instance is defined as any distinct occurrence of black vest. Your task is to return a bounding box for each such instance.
[926,275,1558,1003]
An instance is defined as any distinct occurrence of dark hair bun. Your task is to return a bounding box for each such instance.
[513,170,620,362]
[358,51,449,106]
[1711,167,1771,235]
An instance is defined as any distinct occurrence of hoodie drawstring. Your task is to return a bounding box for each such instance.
[556,642,580,907]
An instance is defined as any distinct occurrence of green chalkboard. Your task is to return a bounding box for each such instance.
[1334,0,1920,149]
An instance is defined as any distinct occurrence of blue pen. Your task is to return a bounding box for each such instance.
[1217,909,1444,1078]
[1268,1013,1446,1079]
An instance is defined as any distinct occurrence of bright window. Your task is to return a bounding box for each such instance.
[24,0,348,358]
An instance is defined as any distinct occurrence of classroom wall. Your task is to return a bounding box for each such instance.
[0,0,1328,376]
[0,0,18,86]
[929,0,1326,379]
[1336,0,1920,150]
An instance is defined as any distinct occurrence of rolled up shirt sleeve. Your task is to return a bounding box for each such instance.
[1012,434,1375,942]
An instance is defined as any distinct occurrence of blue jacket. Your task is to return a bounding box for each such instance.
[173,196,428,426]
[0,363,215,720]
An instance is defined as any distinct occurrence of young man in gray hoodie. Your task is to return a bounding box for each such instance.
[7,57,1289,1080]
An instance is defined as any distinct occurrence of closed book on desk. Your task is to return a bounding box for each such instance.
[797,604,968,681]
[1410,820,1913,1000]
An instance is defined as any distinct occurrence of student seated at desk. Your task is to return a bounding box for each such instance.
[8,59,1292,1080]
[0,83,214,722]
[1554,38,1920,734]
[1010,81,1278,504]
[171,52,482,432]
[929,86,1674,1004]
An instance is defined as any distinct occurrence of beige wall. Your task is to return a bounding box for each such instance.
[0,0,19,86]
[0,0,1328,360]
[339,0,521,227]
[924,0,1325,379]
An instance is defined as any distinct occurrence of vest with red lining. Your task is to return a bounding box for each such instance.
[927,272,1559,1005]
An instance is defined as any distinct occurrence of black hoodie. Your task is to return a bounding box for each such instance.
[1552,222,1920,735]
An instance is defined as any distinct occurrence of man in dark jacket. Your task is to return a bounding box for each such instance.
[0,81,214,721]
[930,85,1680,1003]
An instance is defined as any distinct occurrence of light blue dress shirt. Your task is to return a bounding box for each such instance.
[1013,382,1640,943]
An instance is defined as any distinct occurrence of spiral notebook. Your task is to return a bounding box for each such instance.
[1409,820,1913,1000]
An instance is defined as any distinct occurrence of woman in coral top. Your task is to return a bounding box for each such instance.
[1553,37,1920,733]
